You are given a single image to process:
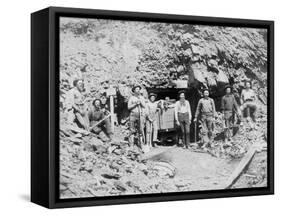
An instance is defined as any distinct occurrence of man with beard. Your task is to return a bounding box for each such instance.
[88,98,113,141]
[221,86,241,144]
[67,79,89,130]
[175,90,192,149]
[127,85,146,147]
[100,92,110,112]
[194,89,216,149]
[146,93,161,149]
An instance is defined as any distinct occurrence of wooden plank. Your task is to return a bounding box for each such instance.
[225,146,257,189]
[174,80,188,88]
[110,95,115,132]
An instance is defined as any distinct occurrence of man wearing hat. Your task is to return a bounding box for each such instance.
[127,85,146,147]
[145,93,161,149]
[240,80,257,129]
[221,85,240,144]
[194,88,216,148]
[66,78,89,130]
[100,92,110,112]
[175,90,192,149]
[88,98,113,141]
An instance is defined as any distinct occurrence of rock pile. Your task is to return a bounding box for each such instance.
[60,125,187,198]
[59,105,267,198]
[191,106,267,159]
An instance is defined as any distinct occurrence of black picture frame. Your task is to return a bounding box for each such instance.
[31,6,274,209]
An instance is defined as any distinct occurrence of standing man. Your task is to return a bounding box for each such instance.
[194,89,216,149]
[127,85,146,148]
[67,79,89,130]
[221,86,241,144]
[88,98,113,141]
[240,80,258,129]
[146,93,160,149]
[175,90,192,149]
[100,93,110,112]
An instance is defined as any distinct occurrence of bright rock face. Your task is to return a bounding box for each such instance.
[60,18,267,111]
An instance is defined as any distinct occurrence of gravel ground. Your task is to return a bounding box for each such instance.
[232,151,267,189]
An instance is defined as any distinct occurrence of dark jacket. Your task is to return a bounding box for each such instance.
[195,97,216,118]
[221,94,239,112]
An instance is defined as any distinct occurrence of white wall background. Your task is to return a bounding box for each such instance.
[0,0,279,214]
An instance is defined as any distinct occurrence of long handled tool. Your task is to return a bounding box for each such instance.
[137,104,143,148]
[233,108,243,127]
[143,119,152,153]
[194,119,197,144]
[89,113,111,131]
[149,120,153,148]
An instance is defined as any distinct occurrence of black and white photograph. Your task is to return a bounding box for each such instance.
[59,16,269,199]
[0,0,280,213]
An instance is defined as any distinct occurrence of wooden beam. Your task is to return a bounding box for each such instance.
[225,146,257,189]
[110,95,115,133]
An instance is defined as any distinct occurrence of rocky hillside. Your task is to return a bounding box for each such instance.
[59,18,267,110]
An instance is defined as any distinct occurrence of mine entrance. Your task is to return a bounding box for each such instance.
[147,87,201,144]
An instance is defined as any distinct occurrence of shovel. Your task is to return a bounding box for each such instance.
[194,119,197,144]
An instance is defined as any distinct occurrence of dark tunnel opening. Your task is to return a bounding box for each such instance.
[115,85,234,145]
[147,87,201,143]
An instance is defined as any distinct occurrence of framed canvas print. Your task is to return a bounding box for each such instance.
[31,7,274,208]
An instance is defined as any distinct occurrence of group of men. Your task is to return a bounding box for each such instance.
[127,85,161,151]
[66,78,258,152]
[126,80,258,151]
[66,79,113,141]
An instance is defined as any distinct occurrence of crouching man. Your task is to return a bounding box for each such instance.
[194,89,216,149]
[88,98,113,141]
[67,79,89,130]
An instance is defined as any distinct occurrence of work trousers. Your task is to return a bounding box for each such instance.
[146,119,158,146]
[241,101,257,122]
[201,113,214,144]
[90,111,112,137]
[178,112,190,147]
[223,111,234,141]
[129,112,145,146]
[73,105,89,130]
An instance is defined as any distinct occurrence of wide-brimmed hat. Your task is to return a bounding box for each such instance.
[244,80,252,87]
[73,78,83,87]
[224,85,232,91]
[92,98,102,106]
[177,90,186,98]
[148,93,157,99]
[132,85,142,93]
[202,88,210,93]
